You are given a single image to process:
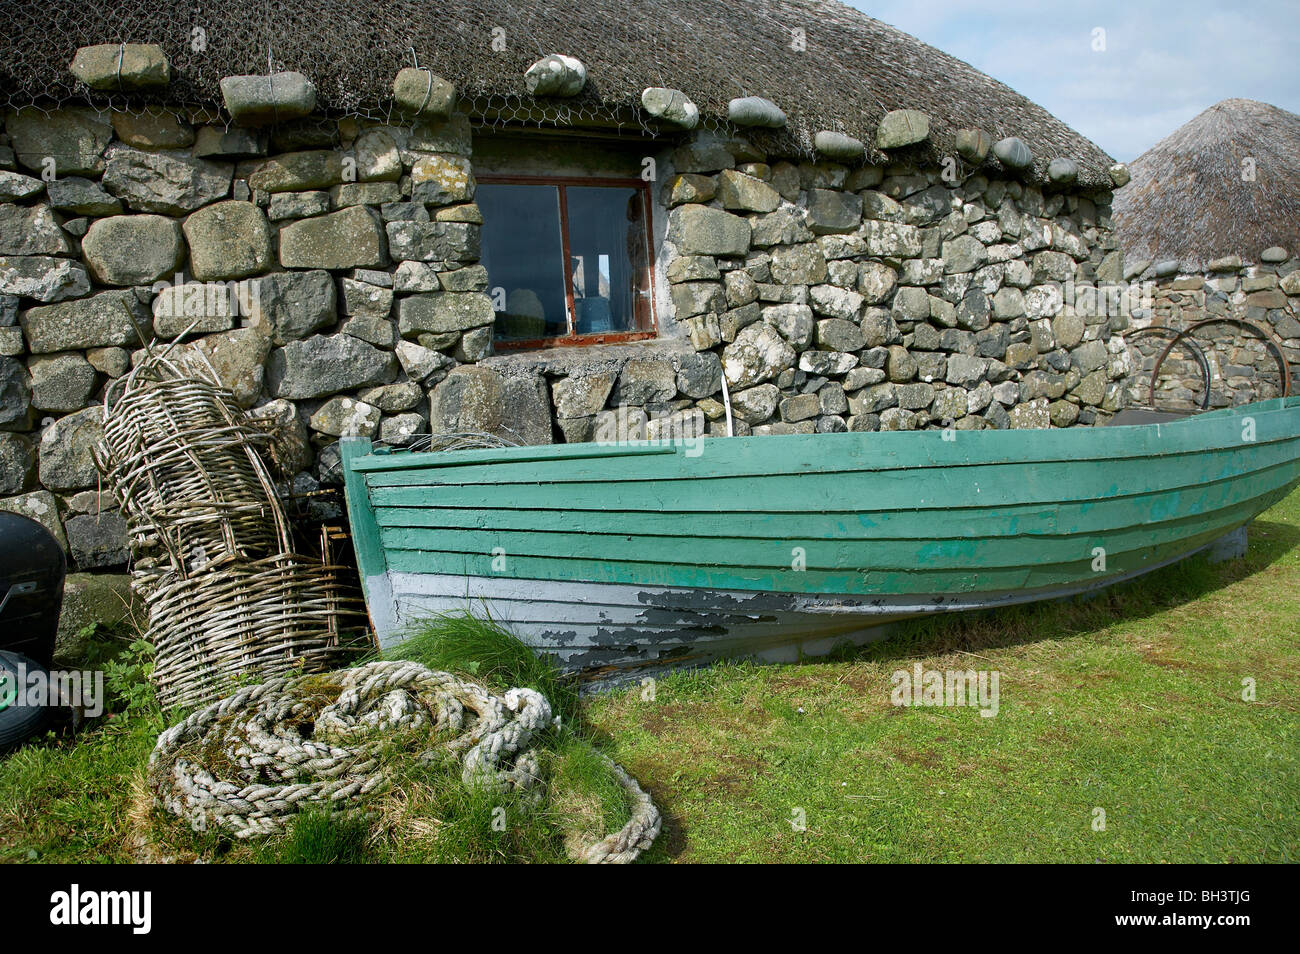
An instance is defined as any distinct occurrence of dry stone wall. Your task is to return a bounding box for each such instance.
[652,138,1131,439]
[2,104,1135,583]
[0,105,495,578]
[1120,252,1300,410]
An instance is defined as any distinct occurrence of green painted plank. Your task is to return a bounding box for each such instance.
[375,486,1276,572]
[365,438,1300,515]
[370,459,1299,539]
[380,497,1279,596]
[348,440,676,472]
[358,418,1300,492]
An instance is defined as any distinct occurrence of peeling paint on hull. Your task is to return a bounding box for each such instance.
[370,530,1230,679]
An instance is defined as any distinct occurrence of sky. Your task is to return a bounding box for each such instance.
[847,0,1300,162]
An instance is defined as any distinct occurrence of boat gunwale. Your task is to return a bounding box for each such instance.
[346,398,1300,481]
[359,430,1300,496]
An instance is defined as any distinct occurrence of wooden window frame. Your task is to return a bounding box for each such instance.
[477,174,659,350]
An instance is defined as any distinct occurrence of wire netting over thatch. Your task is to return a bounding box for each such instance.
[1113,99,1300,269]
[0,0,1113,184]
[95,351,371,709]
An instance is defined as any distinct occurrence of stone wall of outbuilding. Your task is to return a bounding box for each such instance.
[1120,253,1300,410]
[2,103,1137,585]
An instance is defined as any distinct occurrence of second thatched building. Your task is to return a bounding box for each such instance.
[1113,99,1300,410]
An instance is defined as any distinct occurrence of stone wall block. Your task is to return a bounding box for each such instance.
[279,206,388,270]
[184,201,274,280]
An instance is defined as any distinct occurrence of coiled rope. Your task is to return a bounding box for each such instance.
[148,660,660,863]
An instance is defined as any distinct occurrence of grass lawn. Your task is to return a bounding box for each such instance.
[2,488,1297,863]
[586,489,1300,863]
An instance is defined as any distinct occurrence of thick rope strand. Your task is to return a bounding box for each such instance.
[148,660,660,862]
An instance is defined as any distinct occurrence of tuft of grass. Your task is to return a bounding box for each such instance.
[374,613,643,860]
[385,611,579,723]
[545,734,634,857]
[388,773,567,864]
[265,809,374,864]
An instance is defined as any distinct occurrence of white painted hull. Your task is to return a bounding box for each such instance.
[366,534,1228,681]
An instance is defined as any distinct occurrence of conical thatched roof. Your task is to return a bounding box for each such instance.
[0,0,1113,186]
[1113,99,1300,269]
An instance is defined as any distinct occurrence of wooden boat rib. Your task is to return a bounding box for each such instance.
[341,396,1300,676]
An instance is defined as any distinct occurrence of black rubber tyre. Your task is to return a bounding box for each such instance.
[0,650,50,753]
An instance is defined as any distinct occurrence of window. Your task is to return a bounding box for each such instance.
[477,176,657,348]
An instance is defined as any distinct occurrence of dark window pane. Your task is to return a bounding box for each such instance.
[477,184,568,339]
[565,186,652,334]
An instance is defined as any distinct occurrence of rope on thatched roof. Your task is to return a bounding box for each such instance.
[1,0,1113,184]
[1113,99,1300,269]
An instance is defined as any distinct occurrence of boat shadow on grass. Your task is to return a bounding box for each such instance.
[830,516,1300,668]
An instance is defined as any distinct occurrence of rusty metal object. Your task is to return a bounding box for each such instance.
[1125,326,1212,410]
[1147,318,1292,409]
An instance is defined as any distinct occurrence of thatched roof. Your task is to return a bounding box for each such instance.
[1113,99,1300,269]
[1,0,1113,186]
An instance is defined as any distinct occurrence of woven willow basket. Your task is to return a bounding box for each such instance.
[95,350,370,709]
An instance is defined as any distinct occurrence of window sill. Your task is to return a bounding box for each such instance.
[478,335,694,376]
[494,330,657,351]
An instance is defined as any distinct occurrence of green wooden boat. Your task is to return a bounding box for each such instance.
[341,396,1300,677]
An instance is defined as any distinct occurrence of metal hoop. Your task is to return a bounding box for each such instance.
[1148,318,1292,408]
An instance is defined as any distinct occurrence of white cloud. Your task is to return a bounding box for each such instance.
[848,0,1300,160]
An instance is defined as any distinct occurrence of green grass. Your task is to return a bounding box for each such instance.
[386,611,580,723]
[0,631,162,864]
[264,809,374,865]
[0,716,157,863]
[3,491,1299,863]
[0,613,637,863]
[585,491,1300,863]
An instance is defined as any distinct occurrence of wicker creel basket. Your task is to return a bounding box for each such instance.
[95,350,371,709]
[97,361,289,576]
